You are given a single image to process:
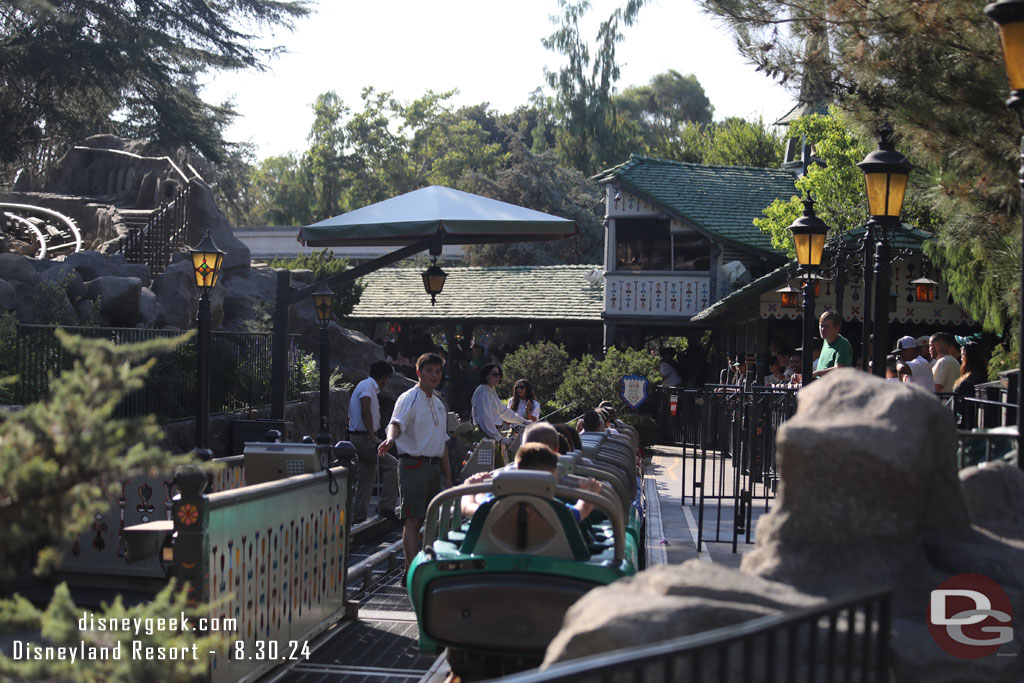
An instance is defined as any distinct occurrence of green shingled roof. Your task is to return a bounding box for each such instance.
[592,155,797,255]
[691,223,936,322]
[345,265,604,322]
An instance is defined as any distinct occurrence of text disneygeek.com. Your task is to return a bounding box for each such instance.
[8,611,238,662]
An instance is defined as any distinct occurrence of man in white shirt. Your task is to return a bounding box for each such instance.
[348,361,398,524]
[892,336,934,393]
[378,352,453,572]
[930,332,961,393]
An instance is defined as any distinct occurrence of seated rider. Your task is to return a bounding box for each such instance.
[471,363,526,446]
[461,442,601,519]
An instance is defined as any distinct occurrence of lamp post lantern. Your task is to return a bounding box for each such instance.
[787,197,829,384]
[188,230,225,460]
[985,0,1024,466]
[857,130,912,377]
[421,257,447,306]
[311,281,334,444]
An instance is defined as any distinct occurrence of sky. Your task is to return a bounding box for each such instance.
[201,0,798,160]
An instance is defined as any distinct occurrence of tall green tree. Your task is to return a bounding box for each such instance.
[675,116,785,168]
[699,0,1020,333]
[0,0,310,183]
[542,0,647,175]
[460,134,604,266]
[754,109,935,252]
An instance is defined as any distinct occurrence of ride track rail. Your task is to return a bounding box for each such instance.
[0,202,83,259]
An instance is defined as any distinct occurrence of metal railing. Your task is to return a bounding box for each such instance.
[12,325,301,421]
[501,587,892,683]
[117,184,191,274]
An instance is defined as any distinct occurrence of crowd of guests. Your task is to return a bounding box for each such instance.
[746,312,991,402]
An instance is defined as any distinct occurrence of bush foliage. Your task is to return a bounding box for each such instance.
[498,341,570,404]
[555,346,659,414]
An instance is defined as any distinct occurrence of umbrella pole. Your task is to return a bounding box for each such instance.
[270,237,438,420]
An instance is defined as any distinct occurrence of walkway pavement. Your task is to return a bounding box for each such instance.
[644,444,769,569]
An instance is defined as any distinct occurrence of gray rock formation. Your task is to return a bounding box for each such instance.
[0,252,41,286]
[960,461,1024,542]
[84,276,142,327]
[151,260,199,329]
[0,279,14,312]
[185,176,250,274]
[740,369,1023,683]
[138,287,162,326]
[543,561,822,667]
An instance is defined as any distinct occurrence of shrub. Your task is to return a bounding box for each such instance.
[555,346,659,414]
[497,341,570,404]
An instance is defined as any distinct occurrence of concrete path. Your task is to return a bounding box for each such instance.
[644,444,772,569]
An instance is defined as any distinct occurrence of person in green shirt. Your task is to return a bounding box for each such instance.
[813,310,853,378]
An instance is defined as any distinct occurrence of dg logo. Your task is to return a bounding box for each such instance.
[928,573,1015,659]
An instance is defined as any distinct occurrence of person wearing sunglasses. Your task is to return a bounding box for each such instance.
[471,362,526,447]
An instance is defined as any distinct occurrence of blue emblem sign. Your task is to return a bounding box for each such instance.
[620,375,649,409]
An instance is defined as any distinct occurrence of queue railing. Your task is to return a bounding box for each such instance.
[500,587,892,683]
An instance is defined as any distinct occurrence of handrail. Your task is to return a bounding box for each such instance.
[206,464,346,509]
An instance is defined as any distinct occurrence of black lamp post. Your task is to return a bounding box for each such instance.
[857,131,912,377]
[787,197,829,384]
[986,0,1024,467]
[311,281,334,444]
[421,257,447,306]
[189,230,225,460]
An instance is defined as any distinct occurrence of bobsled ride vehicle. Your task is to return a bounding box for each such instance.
[406,430,645,679]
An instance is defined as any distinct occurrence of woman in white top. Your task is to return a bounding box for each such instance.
[471,363,526,445]
[507,379,541,422]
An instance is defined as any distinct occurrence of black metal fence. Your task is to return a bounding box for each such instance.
[501,587,892,683]
[12,325,301,422]
[657,381,1021,552]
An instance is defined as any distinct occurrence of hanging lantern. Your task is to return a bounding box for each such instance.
[421,258,447,306]
[776,283,800,309]
[910,277,938,302]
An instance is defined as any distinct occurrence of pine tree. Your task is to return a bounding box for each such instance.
[700,0,1020,333]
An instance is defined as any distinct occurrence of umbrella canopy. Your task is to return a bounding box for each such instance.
[298,185,579,247]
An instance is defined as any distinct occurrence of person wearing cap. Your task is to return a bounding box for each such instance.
[893,336,934,392]
[930,332,960,393]
[916,335,932,364]
[812,311,852,378]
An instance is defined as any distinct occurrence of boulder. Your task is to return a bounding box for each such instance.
[0,253,40,286]
[741,369,969,599]
[184,178,250,273]
[738,369,1024,682]
[63,251,150,283]
[543,561,822,667]
[39,263,86,304]
[0,278,15,312]
[13,280,75,325]
[151,260,198,329]
[138,286,162,326]
[960,461,1024,542]
[83,276,141,327]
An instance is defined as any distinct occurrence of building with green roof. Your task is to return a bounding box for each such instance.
[591,154,798,347]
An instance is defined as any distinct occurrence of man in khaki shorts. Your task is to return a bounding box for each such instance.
[378,352,452,572]
[348,360,398,523]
